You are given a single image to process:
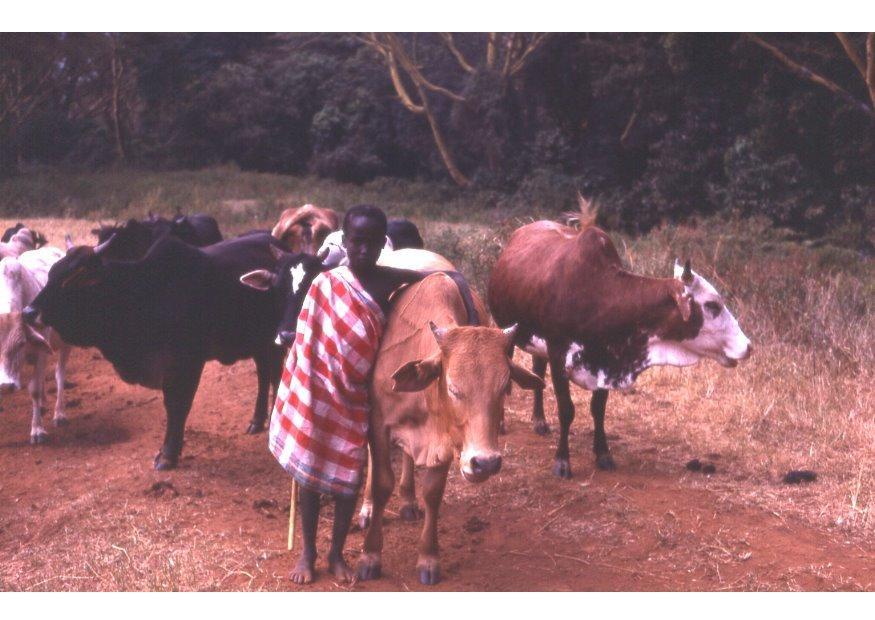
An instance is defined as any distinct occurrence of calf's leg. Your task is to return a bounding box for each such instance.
[155,359,204,470]
[591,389,615,470]
[531,355,549,435]
[398,452,423,522]
[416,460,450,585]
[548,343,574,479]
[358,425,395,581]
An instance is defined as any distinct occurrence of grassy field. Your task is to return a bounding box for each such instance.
[1,167,872,539]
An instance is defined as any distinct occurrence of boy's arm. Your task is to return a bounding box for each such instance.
[382,266,481,327]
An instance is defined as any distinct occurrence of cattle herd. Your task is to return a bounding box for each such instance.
[1,199,752,586]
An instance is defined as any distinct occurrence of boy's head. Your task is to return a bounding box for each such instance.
[342,205,387,273]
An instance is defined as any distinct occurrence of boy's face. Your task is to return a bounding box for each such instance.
[343,215,385,273]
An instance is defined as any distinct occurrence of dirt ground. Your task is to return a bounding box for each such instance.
[0,347,872,592]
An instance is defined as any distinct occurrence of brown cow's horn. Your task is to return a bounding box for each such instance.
[682,259,693,284]
[502,324,518,340]
[64,234,75,251]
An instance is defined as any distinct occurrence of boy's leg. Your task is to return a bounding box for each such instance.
[327,492,358,582]
[291,486,321,584]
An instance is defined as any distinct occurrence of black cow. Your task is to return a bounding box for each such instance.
[23,232,319,470]
[387,218,424,249]
[92,214,223,260]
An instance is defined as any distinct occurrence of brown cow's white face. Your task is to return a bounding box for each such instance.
[392,323,543,483]
[656,260,752,368]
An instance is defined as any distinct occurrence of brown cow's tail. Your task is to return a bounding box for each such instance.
[563,191,598,230]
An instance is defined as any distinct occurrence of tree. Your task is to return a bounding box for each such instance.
[359,33,549,186]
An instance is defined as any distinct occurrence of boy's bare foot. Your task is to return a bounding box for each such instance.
[328,554,357,583]
[290,553,316,585]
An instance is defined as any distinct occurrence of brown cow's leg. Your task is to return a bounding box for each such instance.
[416,460,450,585]
[547,344,575,479]
[358,448,374,530]
[591,389,615,470]
[531,355,550,435]
[398,453,423,522]
[358,425,394,581]
[155,359,204,470]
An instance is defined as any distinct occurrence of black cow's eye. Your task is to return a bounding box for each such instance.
[704,301,722,317]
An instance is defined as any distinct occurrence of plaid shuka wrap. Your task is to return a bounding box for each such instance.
[268,266,386,497]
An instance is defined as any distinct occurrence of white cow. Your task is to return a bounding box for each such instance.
[0,246,72,443]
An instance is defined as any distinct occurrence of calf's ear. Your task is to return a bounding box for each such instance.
[392,352,442,392]
[239,269,276,291]
[509,361,545,391]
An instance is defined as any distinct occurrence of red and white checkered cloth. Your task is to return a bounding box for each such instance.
[268,266,386,497]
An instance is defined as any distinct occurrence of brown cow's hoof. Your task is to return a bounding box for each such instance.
[54,416,69,427]
[553,458,572,479]
[417,557,441,585]
[399,504,424,522]
[357,553,382,581]
[245,421,265,434]
[30,431,48,445]
[533,419,550,436]
[498,420,508,435]
[596,454,616,471]
[154,452,178,470]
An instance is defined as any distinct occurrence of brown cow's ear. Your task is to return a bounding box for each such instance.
[509,361,545,391]
[392,352,442,392]
[671,284,692,322]
[239,269,276,291]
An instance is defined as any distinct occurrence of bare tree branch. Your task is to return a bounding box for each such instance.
[384,34,466,103]
[440,33,476,74]
[835,33,867,80]
[486,33,497,69]
[867,33,875,109]
[509,33,549,76]
[745,33,874,117]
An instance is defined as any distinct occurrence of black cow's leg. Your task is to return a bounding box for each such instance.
[248,349,279,434]
[591,389,615,470]
[156,359,205,470]
[547,343,574,479]
[531,355,550,435]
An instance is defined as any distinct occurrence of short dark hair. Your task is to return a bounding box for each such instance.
[342,204,387,235]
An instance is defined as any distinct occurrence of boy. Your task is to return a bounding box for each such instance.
[268,205,442,584]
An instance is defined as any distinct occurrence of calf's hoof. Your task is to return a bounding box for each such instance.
[357,553,382,581]
[533,419,550,436]
[54,416,69,428]
[552,458,572,479]
[358,512,371,531]
[30,431,49,445]
[399,504,424,522]
[596,453,616,471]
[245,421,265,435]
[417,557,441,585]
[153,452,179,471]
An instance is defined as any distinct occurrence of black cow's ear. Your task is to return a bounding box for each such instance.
[239,269,276,291]
[61,266,102,289]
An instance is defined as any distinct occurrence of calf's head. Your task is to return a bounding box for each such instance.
[239,245,326,346]
[391,323,544,483]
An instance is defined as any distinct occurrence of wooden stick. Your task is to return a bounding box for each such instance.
[287,478,297,551]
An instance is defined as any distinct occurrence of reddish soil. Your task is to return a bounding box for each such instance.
[0,348,872,591]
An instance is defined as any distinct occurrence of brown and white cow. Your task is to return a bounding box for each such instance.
[0,246,72,443]
[271,204,340,254]
[357,271,543,585]
[0,227,44,259]
[488,217,752,478]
